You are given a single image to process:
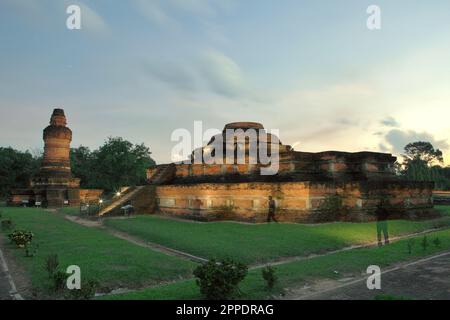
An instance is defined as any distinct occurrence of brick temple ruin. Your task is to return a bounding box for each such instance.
[147,122,434,223]
[9,109,102,208]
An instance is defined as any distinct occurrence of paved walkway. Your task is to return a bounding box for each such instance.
[0,246,23,300]
[296,251,450,300]
[0,271,12,300]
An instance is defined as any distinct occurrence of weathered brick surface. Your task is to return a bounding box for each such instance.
[154,181,434,223]
[143,122,434,223]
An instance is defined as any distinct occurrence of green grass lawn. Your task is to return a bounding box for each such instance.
[103,206,450,265]
[101,227,450,300]
[58,205,102,216]
[57,206,81,216]
[0,208,197,295]
[3,205,450,300]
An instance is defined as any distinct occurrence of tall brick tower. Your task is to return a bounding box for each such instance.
[30,108,81,207]
[39,108,73,178]
[9,108,103,208]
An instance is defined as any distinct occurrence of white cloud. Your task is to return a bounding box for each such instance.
[60,1,109,34]
[141,49,249,99]
[143,60,197,91]
[380,116,400,128]
[198,49,247,98]
[382,129,449,157]
[76,2,108,34]
[131,0,233,28]
[133,0,177,29]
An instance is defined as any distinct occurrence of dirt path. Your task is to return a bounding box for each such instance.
[286,251,450,300]
[0,237,24,300]
[0,249,13,300]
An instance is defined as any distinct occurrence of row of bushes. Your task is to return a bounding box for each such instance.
[407,236,441,254]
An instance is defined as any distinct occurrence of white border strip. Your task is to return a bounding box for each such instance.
[0,247,24,300]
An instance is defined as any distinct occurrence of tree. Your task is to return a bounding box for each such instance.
[401,141,450,189]
[0,147,40,198]
[70,146,94,188]
[403,141,443,166]
[70,139,156,191]
[89,137,155,191]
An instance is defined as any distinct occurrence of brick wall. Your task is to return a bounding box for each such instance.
[154,181,434,223]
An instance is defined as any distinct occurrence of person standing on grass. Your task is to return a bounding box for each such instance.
[375,199,390,246]
[267,196,278,223]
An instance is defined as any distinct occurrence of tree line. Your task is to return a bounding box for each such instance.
[399,141,450,190]
[0,137,155,198]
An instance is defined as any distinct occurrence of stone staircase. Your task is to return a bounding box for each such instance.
[98,185,156,217]
[148,163,176,185]
[97,163,176,217]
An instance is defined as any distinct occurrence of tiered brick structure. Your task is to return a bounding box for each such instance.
[9,109,101,207]
[147,122,434,223]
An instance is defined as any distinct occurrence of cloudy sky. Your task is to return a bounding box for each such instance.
[1,0,449,164]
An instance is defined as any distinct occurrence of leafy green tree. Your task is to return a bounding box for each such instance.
[403,141,443,166]
[0,147,40,198]
[70,146,95,188]
[401,141,450,189]
[90,137,155,191]
[404,159,429,181]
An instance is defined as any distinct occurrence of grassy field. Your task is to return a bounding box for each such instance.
[101,227,450,300]
[2,205,450,300]
[57,207,81,216]
[0,208,197,295]
[103,206,450,265]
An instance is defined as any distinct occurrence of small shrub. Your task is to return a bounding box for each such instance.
[314,194,344,222]
[67,279,99,300]
[1,219,14,231]
[407,238,415,254]
[432,237,441,248]
[193,259,248,300]
[45,254,60,279]
[44,254,74,295]
[52,271,69,292]
[25,242,39,258]
[262,266,277,291]
[421,236,428,251]
[8,230,33,248]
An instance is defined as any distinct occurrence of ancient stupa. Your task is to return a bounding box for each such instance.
[146,122,434,223]
[9,109,100,207]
